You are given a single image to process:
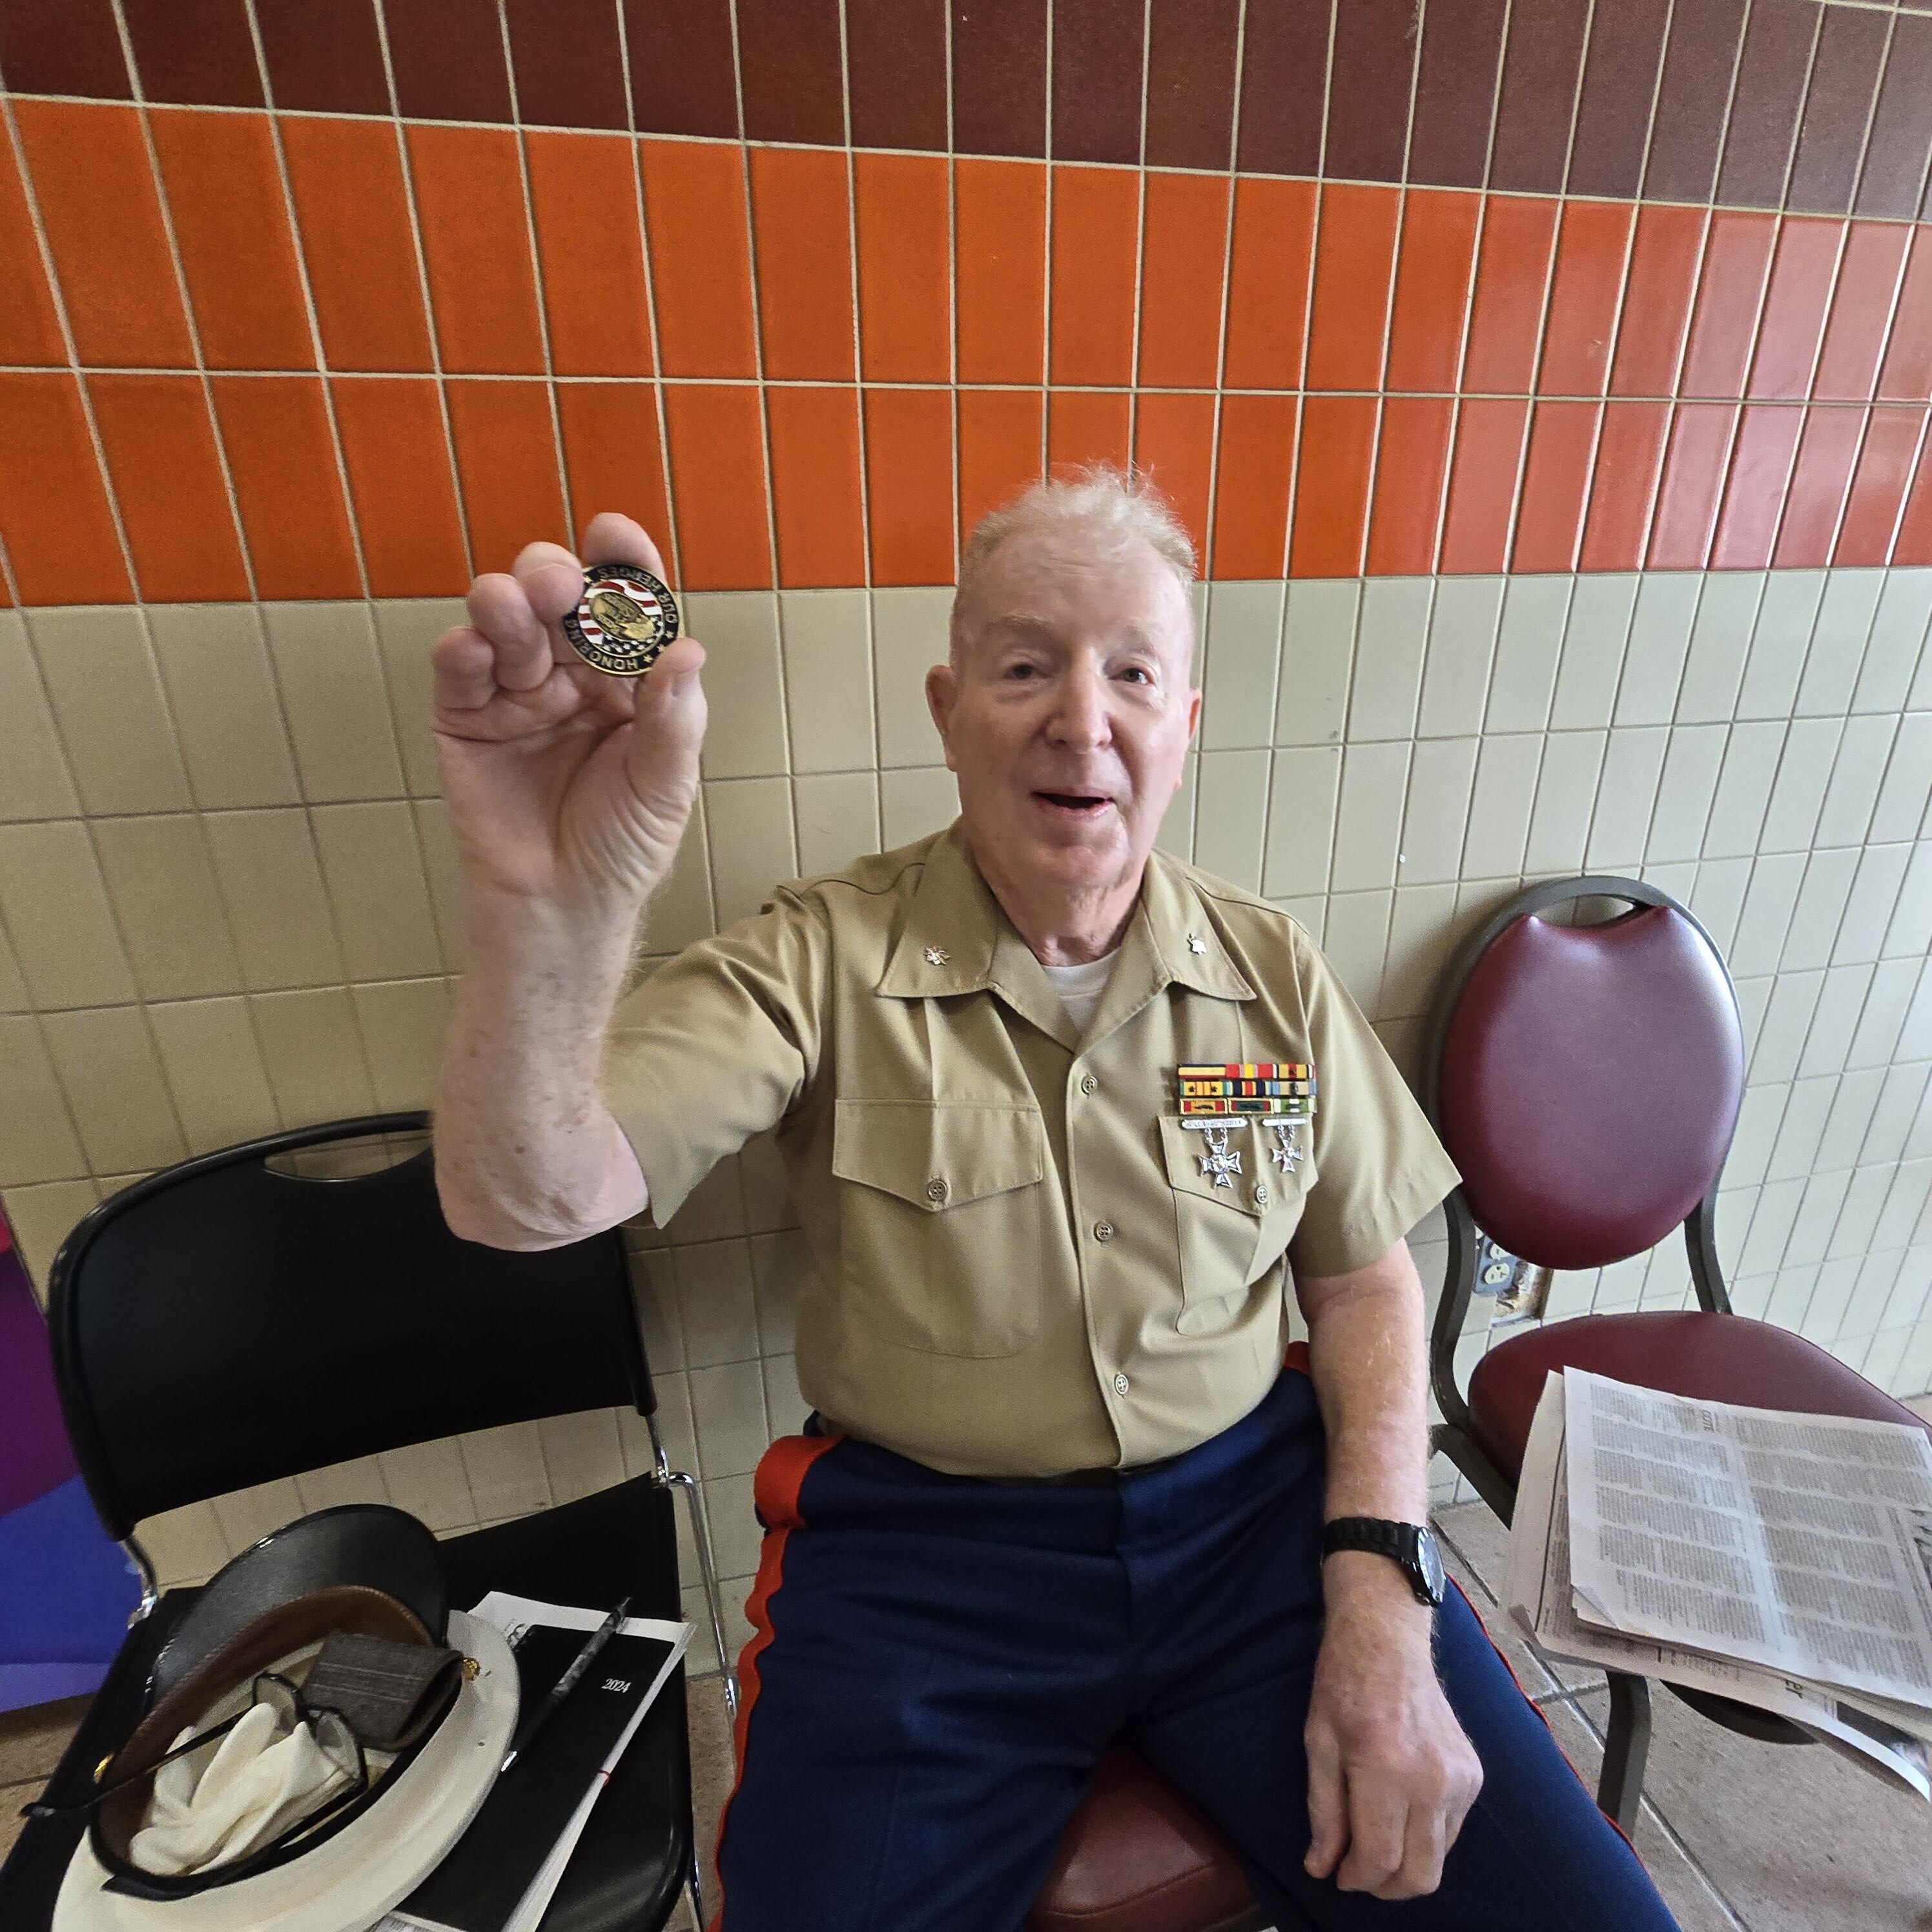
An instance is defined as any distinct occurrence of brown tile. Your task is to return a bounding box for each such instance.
[952,0,1047,157]
[1053,0,1146,165]
[1787,4,1888,216]
[1642,0,1747,204]
[1716,0,1819,210]
[505,0,626,128]
[382,0,512,123]
[626,0,738,138]
[1490,0,1589,194]
[0,0,130,98]
[847,0,947,151]
[1144,0,1237,171]
[0,1696,88,1787]
[1237,0,1330,178]
[1565,0,1669,200]
[255,0,390,114]
[1856,14,1932,220]
[1322,0,1418,185]
[738,0,844,145]
[119,0,262,107]
[1408,0,1506,190]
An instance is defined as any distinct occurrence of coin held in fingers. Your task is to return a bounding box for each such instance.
[562,562,681,678]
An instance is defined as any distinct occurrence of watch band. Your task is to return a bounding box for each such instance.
[1320,1516,1444,1607]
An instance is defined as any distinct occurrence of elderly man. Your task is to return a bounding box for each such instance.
[431,475,1677,1931]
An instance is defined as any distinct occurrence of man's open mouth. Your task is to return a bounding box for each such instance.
[1032,791,1112,817]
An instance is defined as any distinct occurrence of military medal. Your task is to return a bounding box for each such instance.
[1173,1063,1319,1175]
[1197,1124,1241,1188]
[562,562,681,678]
[1268,1122,1303,1173]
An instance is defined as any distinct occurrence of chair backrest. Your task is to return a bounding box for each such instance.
[48,1115,653,1544]
[1421,876,1745,1273]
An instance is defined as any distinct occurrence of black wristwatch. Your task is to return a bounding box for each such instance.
[1321,1517,1446,1608]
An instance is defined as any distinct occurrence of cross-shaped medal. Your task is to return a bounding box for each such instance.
[1268,1122,1303,1173]
[1197,1124,1242,1188]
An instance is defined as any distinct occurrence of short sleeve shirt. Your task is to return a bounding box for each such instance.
[605,825,1459,1478]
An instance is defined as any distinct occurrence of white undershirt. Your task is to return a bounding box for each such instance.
[1040,948,1120,1035]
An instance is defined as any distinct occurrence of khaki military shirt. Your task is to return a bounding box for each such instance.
[606,825,1459,1478]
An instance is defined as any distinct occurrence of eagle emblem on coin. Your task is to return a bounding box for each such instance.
[562,563,681,678]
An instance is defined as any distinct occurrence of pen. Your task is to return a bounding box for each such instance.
[500,1597,632,1774]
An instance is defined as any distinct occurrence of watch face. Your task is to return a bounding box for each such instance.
[1415,1526,1446,1607]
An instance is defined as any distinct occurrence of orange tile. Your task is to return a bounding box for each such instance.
[1305,184,1400,392]
[1365,396,1452,577]
[1773,406,1866,568]
[1813,222,1912,403]
[281,118,435,374]
[1510,400,1599,573]
[1439,398,1530,574]
[1878,228,1932,404]
[1680,211,1778,400]
[765,386,867,589]
[641,139,758,380]
[1050,165,1139,387]
[0,373,131,604]
[1537,202,1632,398]
[406,124,546,376]
[524,131,653,378]
[1288,395,1376,578]
[663,385,775,590]
[446,380,570,576]
[1647,403,1738,570]
[750,147,855,383]
[1137,172,1231,390]
[1579,401,1671,571]
[87,375,249,601]
[1461,197,1558,396]
[1834,406,1927,566]
[854,152,950,384]
[1385,190,1480,394]
[958,389,1044,549]
[1610,204,1707,399]
[0,131,65,365]
[1222,176,1315,391]
[1893,446,1932,566]
[555,383,672,557]
[331,376,470,595]
[149,110,311,372]
[1708,404,1805,570]
[1210,393,1297,579]
[13,100,191,368]
[1047,391,1131,475]
[209,377,361,599]
[863,387,954,586]
[1132,392,1215,565]
[956,159,1046,385]
[1748,218,1844,401]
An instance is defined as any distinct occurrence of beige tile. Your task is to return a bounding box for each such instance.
[1816,712,1898,847]
[1483,574,1570,734]
[0,819,136,1009]
[1260,745,1339,898]
[147,996,280,1153]
[1722,1079,1788,1187]
[1757,715,1842,852]
[1738,1173,1806,1275]
[1377,881,1460,1020]
[1432,1502,1599,1698]
[1321,889,1392,1012]
[1644,723,1727,864]
[309,800,442,979]
[871,586,951,766]
[27,606,192,814]
[1584,726,1668,869]
[1330,739,1410,892]
[1785,1169,1855,1269]
[688,590,788,779]
[1461,732,1541,878]
[1869,713,1932,845]
[539,1408,627,1505]
[1879,841,1932,960]
[1276,578,1358,746]
[779,588,874,774]
[1191,748,1268,891]
[1549,573,1638,730]
[1845,956,1922,1071]
[411,796,468,971]
[1816,1067,1886,1170]
[1899,958,1932,1062]
[0,1693,91,1789]
[1747,969,1825,1085]
[351,976,452,1111]
[640,799,715,951]
[688,1359,770,1479]
[147,603,302,808]
[1778,847,1860,972]
[1765,1073,1834,1180]
[1736,567,1825,719]
[1344,577,1430,742]
[1200,580,1283,750]
[267,601,413,807]
[1685,854,1752,958]
[1612,573,1698,727]
[1153,751,1196,863]
[139,1499,231,1588]
[0,1014,86,1184]
[203,808,345,990]
[1674,571,1762,723]
[878,765,958,852]
[377,1435,478,1534]
[250,985,378,1126]
[0,610,79,820]
[0,914,27,1011]
[457,1421,551,1519]
[92,814,243,1000]
[209,1477,305,1552]
[701,1469,762,1577]
[371,597,463,796]
[0,1177,98,1294]
[1395,736,1477,885]
[1794,570,1884,717]
[793,769,878,876]
[704,776,797,925]
[1523,729,1605,876]
[674,1237,761,1367]
[40,1005,188,1174]
[1701,719,1784,857]
[1417,575,1503,738]
[763,1349,809,1437]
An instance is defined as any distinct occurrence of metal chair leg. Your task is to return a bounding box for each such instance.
[666,1466,740,1718]
[684,1839,707,1929]
[1598,1673,1652,1835]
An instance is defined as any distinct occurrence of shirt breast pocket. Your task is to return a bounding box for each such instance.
[1157,1117,1315,1333]
[830,1099,1048,1357]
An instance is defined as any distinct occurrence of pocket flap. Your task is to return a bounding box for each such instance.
[1158,1116,1311,1218]
[833,1100,1046,1211]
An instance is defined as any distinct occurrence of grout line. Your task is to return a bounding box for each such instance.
[1127,0,1153,465]
[943,0,960,589]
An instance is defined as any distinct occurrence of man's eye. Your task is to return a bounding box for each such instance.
[1005,663,1038,679]
[1118,666,1153,684]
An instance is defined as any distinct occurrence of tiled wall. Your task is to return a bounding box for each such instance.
[3,0,1932,1648]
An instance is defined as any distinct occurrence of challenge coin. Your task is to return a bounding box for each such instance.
[562,562,681,678]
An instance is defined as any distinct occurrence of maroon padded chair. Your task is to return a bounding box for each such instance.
[1419,875,1932,1831]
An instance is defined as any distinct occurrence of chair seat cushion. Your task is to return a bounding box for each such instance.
[1468,1311,1929,1480]
[1027,1743,1260,1932]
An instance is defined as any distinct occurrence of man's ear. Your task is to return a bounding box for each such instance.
[1185,684,1202,743]
[925,663,959,773]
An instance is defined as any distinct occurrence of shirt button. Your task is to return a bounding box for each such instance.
[1080,1073,1098,1094]
[1093,1220,1114,1242]
[925,1177,948,1204]
[1254,1182,1270,1208]
[1113,1372,1131,1395]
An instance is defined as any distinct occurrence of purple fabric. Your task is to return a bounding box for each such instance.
[0,1239,76,1517]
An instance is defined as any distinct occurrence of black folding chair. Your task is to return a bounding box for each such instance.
[0,1113,732,1930]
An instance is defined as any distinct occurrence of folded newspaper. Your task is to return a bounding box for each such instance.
[1504,1368,1932,1798]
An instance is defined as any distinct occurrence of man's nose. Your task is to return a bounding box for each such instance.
[1047,667,1111,746]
